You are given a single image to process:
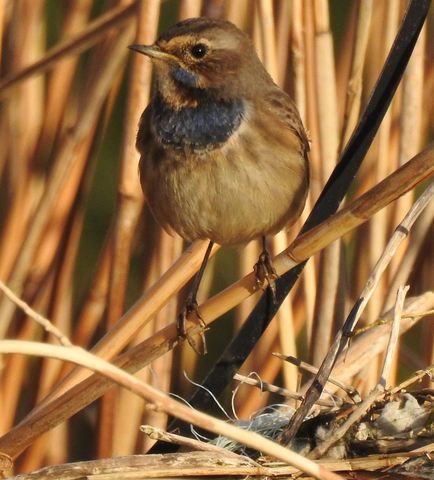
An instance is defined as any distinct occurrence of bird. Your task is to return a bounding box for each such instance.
[130,17,309,352]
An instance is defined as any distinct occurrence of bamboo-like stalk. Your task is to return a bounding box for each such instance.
[32,122,97,293]
[335,2,357,127]
[34,212,83,463]
[291,0,316,345]
[52,88,122,462]
[390,24,426,275]
[366,0,400,323]
[236,241,260,332]
[178,0,202,18]
[115,229,182,455]
[339,0,373,149]
[386,23,426,388]
[422,313,434,388]
[99,0,160,458]
[252,5,263,61]
[384,193,434,313]
[303,1,321,201]
[0,178,41,281]
[224,0,249,30]
[273,234,298,392]
[360,0,401,394]
[113,224,160,456]
[257,0,278,81]
[73,235,112,347]
[275,0,291,87]
[0,0,45,282]
[35,0,93,160]
[0,0,5,65]
[309,0,341,367]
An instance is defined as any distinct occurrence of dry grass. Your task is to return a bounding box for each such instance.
[0,1,432,479]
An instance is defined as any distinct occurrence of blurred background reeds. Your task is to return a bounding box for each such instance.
[0,0,432,475]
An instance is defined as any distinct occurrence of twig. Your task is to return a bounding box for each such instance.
[140,425,245,459]
[354,308,434,335]
[390,365,434,394]
[0,280,72,346]
[233,373,339,408]
[379,285,409,386]
[272,354,361,402]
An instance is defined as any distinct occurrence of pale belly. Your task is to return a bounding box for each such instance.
[141,129,308,246]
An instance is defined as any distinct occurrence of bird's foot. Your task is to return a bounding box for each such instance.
[254,250,278,303]
[177,296,208,355]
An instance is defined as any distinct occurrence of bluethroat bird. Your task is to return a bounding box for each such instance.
[130,17,309,352]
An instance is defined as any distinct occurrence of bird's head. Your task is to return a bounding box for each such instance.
[129,17,269,106]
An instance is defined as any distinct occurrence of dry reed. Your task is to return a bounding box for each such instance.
[0,1,432,478]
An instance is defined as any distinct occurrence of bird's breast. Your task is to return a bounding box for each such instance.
[150,93,244,151]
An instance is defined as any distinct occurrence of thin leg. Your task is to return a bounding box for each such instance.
[177,240,214,354]
[254,236,278,303]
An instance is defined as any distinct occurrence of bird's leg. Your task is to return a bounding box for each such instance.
[177,240,214,354]
[254,236,278,303]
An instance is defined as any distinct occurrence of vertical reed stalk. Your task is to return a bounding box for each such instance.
[98,0,160,458]
[309,0,341,367]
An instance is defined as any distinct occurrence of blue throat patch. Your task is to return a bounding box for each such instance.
[151,91,244,150]
[172,66,199,88]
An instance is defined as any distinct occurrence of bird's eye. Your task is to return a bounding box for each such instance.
[190,43,208,59]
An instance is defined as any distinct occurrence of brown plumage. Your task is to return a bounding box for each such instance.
[130,17,309,351]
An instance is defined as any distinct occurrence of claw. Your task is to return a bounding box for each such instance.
[254,250,279,303]
[177,296,208,355]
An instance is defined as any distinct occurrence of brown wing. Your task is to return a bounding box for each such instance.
[263,86,310,157]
